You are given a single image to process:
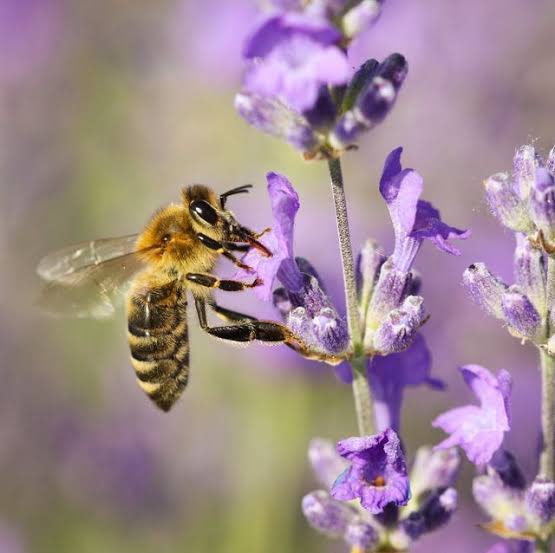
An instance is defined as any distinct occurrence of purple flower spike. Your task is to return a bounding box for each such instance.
[433,365,512,465]
[380,147,469,272]
[369,334,444,433]
[331,428,410,514]
[236,172,303,300]
[242,14,350,112]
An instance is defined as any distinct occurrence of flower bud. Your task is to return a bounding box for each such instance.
[501,287,541,341]
[343,0,382,38]
[410,446,460,499]
[483,172,532,232]
[356,76,396,124]
[376,53,409,91]
[525,477,555,524]
[234,93,318,153]
[513,234,546,316]
[341,58,379,113]
[530,167,555,243]
[356,239,386,315]
[368,259,412,323]
[302,491,357,537]
[513,144,538,199]
[312,307,349,353]
[489,449,526,490]
[344,517,379,550]
[547,145,555,175]
[400,487,458,540]
[372,296,425,354]
[463,263,508,320]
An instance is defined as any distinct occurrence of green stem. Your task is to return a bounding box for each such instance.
[328,158,375,437]
[539,348,555,481]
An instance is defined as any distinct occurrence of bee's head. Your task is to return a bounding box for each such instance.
[182,184,272,257]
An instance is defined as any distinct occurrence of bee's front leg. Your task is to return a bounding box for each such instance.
[195,233,253,272]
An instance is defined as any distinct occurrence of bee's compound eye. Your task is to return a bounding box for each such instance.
[189,200,218,226]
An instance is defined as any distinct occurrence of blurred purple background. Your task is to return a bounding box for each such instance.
[1,0,554,551]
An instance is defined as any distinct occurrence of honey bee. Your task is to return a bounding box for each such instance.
[37,184,320,411]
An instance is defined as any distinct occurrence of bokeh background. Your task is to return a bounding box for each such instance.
[1,0,555,551]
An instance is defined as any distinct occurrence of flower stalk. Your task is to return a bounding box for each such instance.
[328,157,376,436]
[539,347,555,481]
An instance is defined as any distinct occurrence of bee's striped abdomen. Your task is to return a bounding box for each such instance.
[127,279,189,411]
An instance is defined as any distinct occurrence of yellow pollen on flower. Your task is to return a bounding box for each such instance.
[372,475,386,487]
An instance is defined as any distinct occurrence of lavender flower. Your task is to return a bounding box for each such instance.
[242,14,350,112]
[236,171,303,300]
[433,365,512,465]
[486,542,534,553]
[303,436,458,550]
[379,147,470,273]
[361,148,468,354]
[235,0,406,157]
[331,428,410,514]
[237,173,348,356]
[483,143,555,250]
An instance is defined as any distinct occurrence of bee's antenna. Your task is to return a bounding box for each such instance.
[220,184,253,208]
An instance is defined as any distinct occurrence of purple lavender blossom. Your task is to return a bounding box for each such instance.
[379,147,470,272]
[483,143,555,249]
[331,54,408,149]
[399,487,458,540]
[409,446,460,499]
[368,334,444,433]
[242,14,350,112]
[331,428,410,514]
[236,172,302,300]
[433,365,512,465]
[234,94,318,152]
[486,542,534,553]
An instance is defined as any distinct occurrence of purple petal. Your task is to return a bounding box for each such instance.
[433,365,511,465]
[411,200,471,255]
[244,35,350,112]
[368,334,443,433]
[235,172,301,300]
[243,13,341,59]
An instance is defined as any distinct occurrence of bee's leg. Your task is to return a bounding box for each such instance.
[196,234,253,271]
[221,242,249,252]
[207,301,257,323]
[186,272,262,291]
[194,298,344,365]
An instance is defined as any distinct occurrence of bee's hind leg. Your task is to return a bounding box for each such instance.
[194,298,344,365]
[207,301,257,323]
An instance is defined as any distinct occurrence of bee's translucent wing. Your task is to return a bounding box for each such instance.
[37,250,150,319]
[37,234,139,281]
